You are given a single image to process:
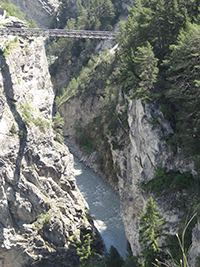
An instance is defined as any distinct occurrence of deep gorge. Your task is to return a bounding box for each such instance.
[0,0,200,266]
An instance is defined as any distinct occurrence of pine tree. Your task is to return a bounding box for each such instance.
[131,42,159,100]
[119,42,158,100]
[138,197,167,267]
[163,22,200,157]
[98,246,124,267]
[117,0,198,66]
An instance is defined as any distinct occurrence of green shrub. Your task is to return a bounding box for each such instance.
[52,112,64,143]
[21,102,33,126]
[0,0,24,19]
[28,18,37,28]
[10,123,16,134]
[78,132,95,155]
[98,246,124,267]
[34,213,51,229]
[142,167,195,197]
[18,130,25,139]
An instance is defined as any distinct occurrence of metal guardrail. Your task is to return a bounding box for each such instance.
[0,27,116,39]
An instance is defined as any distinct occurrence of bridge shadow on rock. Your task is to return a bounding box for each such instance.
[0,55,28,183]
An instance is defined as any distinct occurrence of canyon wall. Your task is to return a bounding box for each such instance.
[0,35,104,267]
[59,77,199,263]
[10,0,59,27]
[7,0,200,264]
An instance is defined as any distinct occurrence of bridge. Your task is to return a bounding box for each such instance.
[0,27,116,39]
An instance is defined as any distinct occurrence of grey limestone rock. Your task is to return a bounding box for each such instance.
[10,0,59,28]
[0,16,27,28]
[0,36,104,267]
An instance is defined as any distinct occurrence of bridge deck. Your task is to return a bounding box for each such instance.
[0,27,116,39]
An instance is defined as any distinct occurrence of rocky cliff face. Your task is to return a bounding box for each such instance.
[0,36,104,267]
[59,79,200,262]
[112,98,195,254]
[11,0,59,27]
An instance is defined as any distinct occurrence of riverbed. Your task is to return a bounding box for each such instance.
[73,156,127,258]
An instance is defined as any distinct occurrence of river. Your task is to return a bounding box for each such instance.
[73,156,127,258]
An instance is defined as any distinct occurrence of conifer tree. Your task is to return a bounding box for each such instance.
[131,42,159,100]
[98,246,124,267]
[138,197,167,267]
[164,22,200,156]
[118,0,199,65]
[119,42,158,99]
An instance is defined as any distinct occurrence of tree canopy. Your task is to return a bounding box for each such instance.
[117,0,200,166]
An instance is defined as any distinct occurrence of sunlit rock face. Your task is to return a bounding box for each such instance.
[10,0,59,27]
[0,36,104,267]
[111,98,195,255]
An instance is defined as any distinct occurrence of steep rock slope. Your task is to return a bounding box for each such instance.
[11,0,59,27]
[113,98,195,254]
[0,36,104,267]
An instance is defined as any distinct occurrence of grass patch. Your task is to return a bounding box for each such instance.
[21,102,50,132]
[34,213,51,229]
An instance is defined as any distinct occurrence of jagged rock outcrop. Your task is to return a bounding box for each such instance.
[0,15,27,28]
[0,36,104,267]
[11,0,59,28]
[60,96,104,138]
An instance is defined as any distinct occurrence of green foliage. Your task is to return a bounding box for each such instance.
[195,256,200,267]
[163,22,200,159]
[17,78,21,85]
[28,18,37,28]
[117,1,200,169]
[3,38,18,57]
[34,213,51,229]
[10,123,16,134]
[77,233,100,267]
[52,0,116,31]
[52,112,65,143]
[74,124,95,155]
[142,168,200,265]
[158,214,197,267]
[0,0,25,20]
[68,231,100,267]
[55,49,115,107]
[34,115,50,133]
[122,253,139,267]
[119,42,159,100]
[21,102,50,132]
[142,167,195,197]
[18,130,25,139]
[98,246,124,267]
[52,112,64,130]
[118,0,200,64]
[21,102,34,127]
[48,0,119,91]
[138,197,168,267]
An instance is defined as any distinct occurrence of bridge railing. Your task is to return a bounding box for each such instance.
[0,27,117,39]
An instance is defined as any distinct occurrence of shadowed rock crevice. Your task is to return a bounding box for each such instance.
[1,56,28,183]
